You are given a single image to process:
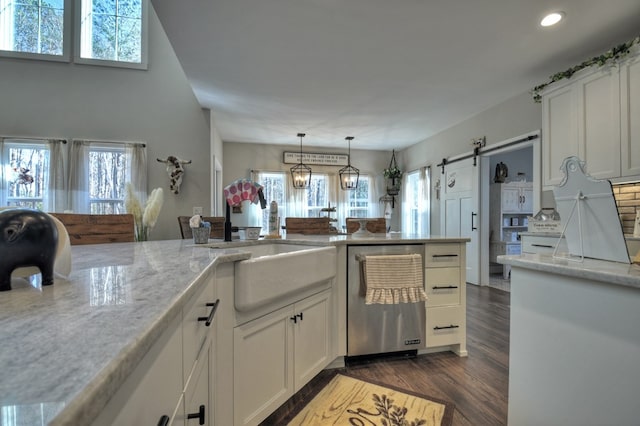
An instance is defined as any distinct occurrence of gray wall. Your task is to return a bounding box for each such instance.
[401,92,542,234]
[0,6,212,240]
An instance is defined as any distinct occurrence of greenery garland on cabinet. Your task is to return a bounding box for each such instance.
[531,35,640,102]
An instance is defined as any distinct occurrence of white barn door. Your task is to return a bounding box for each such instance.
[440,158,480,285]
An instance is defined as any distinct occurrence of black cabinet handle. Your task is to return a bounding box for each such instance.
[433,324,460,330]
[187,404,205,425]
[432,285,458,290]
[157,415,170,426]
[290,315,298,323]
[531,244,553,248]
[471,212,477,231]
[432,254,458,258]
[198,299,220,327]
[297,312,303,321]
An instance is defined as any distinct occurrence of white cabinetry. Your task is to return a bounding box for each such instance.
[542,49,640,186]
[424,243,467,356]
[92,276,219,426]
[490,182,533,278]
[233,289,331,426]
[490,182,533,243]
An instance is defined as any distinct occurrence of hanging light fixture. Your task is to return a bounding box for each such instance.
[339,136,359,190]
[290,133,312,189]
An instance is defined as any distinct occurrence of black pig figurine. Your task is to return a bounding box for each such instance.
[0,209,58,291]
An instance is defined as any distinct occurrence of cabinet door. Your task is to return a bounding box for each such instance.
[92,315,183,426]
[234,305,293,426]
[543,84,578,186]
[293,290,330,390]
[501,187,521,212]
[183,345,211,426]
[520,187,534,213]
[621,53,640,176]
[578,69,621,179]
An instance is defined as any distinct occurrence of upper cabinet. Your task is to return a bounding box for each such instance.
[541,49,640,187]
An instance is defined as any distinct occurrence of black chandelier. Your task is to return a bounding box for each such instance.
[290,133,312,189]
[338,136,359,190]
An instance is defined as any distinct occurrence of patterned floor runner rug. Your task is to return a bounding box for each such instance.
[287,373,454,426]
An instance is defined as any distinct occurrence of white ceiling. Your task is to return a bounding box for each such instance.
[151,0,640,150]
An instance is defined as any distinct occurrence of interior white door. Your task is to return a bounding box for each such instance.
[440,158,480,285]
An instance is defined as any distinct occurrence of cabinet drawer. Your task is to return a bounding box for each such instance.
[426,305,464,348]
[425,244,460,268]
[183,280,216,381]
[425,268,461,307]
[522,235,567,254]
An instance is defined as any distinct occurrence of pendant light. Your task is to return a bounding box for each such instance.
[339,136,359,190]
[290,133,312,189]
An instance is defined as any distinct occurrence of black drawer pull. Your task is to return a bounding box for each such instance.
[434,324,459,330]
[531,244,553,248]
[187,404,206,425]
[198,299,220,327]
[432,254,458,258]
[157,415,170,426]
[432,285,458,290]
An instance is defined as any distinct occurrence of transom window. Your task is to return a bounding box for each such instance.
[0,0,68,58]
[78,0,146,66]
[0,0,146,67]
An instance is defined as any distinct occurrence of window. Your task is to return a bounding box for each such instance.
[402,167,430,235]
[77,0,147,68]
[305,174,330,218]
[69,139,146,214]
[0,0,68,59]
[88,145,127,213]
[343,175,370,218]
[253,171,287,234]
[0,139,50,209]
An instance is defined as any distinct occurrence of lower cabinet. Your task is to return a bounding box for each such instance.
[91,314,184,426]
[424,243,467,356]
[233,289,331,426]
[93,277,218,426]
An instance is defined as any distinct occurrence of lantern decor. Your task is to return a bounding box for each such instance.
[338,136,359,190]
[290,133,312,189]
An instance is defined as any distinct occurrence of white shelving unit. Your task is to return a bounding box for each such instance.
[489,182,533,278]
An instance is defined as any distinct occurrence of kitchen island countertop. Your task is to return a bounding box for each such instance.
[0,233,464,425]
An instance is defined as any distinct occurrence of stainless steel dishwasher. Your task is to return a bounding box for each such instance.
[347,244,426,357]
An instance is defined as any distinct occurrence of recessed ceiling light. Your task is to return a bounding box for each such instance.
[541,12,565,27]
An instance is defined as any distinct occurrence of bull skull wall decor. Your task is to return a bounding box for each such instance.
[157,156,192,194]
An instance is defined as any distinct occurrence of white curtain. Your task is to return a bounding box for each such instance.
[44,139,67,212]
[68,140,91,213]
[126,143,148,205]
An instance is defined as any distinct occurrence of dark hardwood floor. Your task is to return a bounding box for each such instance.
[260,284,511,425]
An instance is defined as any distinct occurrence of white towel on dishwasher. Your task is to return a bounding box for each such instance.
[362,254,427,305]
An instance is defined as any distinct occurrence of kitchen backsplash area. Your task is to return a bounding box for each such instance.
[612,182,640,235]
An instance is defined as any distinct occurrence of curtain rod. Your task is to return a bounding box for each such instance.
[0,135,67,143]
[73,139,146,148]
[437,134,539,173]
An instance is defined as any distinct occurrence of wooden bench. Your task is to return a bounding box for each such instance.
[178,216,225,239]
[49,213,135,245]
[285,217,335,235]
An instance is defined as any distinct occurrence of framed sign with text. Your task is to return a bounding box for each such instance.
[283,152,349,166]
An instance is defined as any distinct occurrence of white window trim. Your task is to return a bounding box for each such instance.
[0,0,72,62]
[73,0,148,70]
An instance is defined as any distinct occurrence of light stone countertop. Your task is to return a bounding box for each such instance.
[0,233,465,425]
[498,253,640,289]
